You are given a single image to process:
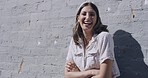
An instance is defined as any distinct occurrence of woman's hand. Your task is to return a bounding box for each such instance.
[65,62,100,78]
[88,69,100,76]
[65,61,80,72]
[83,69,100,78]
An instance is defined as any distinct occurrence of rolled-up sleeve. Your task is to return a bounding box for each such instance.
[99,33,114,64]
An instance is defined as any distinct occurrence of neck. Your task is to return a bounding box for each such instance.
[83,30,93,42]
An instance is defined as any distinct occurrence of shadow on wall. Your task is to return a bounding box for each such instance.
[113,30,148,78]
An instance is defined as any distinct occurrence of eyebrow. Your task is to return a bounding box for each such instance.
[81,11,95,13]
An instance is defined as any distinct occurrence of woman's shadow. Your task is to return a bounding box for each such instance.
[113,30,148,78]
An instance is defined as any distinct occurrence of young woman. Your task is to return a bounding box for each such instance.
[64,1,120,78]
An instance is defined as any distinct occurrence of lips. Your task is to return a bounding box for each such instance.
[83,21,93,28]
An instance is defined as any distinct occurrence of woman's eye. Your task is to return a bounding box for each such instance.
[80,12,95,16]
[81,13,86,16]
[90,13,95,16]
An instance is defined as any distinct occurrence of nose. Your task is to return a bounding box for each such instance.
[85,13,91,21]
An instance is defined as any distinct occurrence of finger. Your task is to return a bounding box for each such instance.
[65,64,70,68]
[66,62,78,71]
[65,64,73,71]
[66,67,71,72]
[67,62,73,66]
[66,68,71,72]
[66,64,73,69]
[67,62,76,69]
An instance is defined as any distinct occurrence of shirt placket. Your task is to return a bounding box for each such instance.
[81,36,96,70]
[83,40,92,69]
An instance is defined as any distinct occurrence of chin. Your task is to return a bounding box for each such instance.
[83,28,92,32]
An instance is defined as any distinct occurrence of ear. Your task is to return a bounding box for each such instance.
[78,20,80,22]
[77,15,80,22]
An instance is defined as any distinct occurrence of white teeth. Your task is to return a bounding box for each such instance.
[84,22,92,24]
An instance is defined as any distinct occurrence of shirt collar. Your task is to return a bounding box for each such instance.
[78,34,98,45]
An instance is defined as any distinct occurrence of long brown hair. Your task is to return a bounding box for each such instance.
[73,2,108,46]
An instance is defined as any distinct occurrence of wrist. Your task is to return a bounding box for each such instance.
[82,70,93,78]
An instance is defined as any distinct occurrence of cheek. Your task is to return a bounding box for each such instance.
[78,15,84,21]
[93,18,97,25]
[79,17,84,22]
[78,18,84,25]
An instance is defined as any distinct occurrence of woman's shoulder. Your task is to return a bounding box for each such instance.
[100,31,110,35]
[96,31,111,38]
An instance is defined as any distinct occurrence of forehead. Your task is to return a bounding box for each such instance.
[81,5,96,13]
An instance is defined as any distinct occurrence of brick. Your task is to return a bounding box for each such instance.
[0,0,148,78]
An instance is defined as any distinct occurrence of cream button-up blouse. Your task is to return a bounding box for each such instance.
[66,32,120,78]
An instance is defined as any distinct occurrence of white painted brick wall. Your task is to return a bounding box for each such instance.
[0,0,148,78]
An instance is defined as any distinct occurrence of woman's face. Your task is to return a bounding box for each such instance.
[78,5,97,32]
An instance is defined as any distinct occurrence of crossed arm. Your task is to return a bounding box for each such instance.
[64,59,112,78]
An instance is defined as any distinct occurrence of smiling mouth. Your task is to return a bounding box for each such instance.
[84,21,92,25]
[83,22,93,27]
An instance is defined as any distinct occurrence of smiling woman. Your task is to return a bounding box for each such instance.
[64,1,120,78]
